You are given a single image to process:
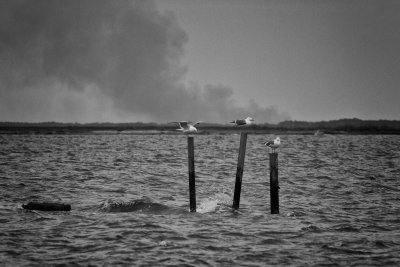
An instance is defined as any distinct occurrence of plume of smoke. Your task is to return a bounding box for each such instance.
[0,0,289,123]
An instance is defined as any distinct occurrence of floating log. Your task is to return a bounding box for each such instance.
[232,132,248,210]
[22,202,71,211]
[269,152,279,214]
[187,136,196,212]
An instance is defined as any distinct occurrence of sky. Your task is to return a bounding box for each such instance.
[1,0,399,124]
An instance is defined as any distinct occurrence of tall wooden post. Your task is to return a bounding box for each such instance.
[187,136,196,212]
[232,132,248,210]
[269,152,279,214]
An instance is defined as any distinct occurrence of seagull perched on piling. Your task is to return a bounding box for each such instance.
[230,117,254,126]
[264,137,281,153]
[170,121,201,134]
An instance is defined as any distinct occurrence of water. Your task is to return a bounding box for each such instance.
[1,133,399,266]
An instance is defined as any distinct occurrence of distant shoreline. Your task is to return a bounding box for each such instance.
[1,118,400,135]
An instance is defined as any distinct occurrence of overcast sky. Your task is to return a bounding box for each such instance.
[1,0,399,123]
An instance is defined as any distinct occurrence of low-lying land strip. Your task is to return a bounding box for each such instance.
[1,118,399,135]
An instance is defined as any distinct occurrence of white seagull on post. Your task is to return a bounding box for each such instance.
[230,117,254,126]
[264,137,281,153]
[170,121,201,134]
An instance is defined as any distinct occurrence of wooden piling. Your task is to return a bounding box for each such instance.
[232,132,248,210]
[187,136,196,212]
[269,152,279,214]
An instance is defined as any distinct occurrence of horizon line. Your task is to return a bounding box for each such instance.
[1,117,399,125]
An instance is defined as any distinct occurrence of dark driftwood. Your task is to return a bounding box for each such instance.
[22,202,71,211]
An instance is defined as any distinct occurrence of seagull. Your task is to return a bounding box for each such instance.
[230,117,254,126]
[264,137,280,153]
[170,121,201,134]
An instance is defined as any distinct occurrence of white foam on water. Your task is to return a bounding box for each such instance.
[197,199,219,214]
[197,193,232,214]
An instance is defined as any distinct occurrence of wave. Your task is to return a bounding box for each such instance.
[100,193,233,214]
[99,197,170,213]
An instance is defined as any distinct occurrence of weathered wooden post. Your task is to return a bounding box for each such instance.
[187,136,196,212]
[269,152,279,214]
[232,132,248,210]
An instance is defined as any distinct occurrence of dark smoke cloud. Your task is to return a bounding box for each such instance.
[0,0,289,123]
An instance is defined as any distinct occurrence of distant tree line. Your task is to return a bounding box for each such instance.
[1,118,400,134]
[276,118,400,133]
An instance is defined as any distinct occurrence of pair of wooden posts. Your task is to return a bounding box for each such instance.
[187,132,279,214]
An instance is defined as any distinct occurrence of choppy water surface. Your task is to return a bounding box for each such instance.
[1,133,399,266]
